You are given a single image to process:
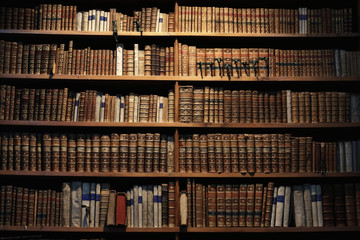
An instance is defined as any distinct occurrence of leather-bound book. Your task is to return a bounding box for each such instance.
[322,183,335,226]
[168,182,175,227]
[230,134,239,173]
[100,135,110,172]
[238,134,247,173]
[333,183,346,226]
[216,184,225,227]
[254,134,263,173]
[51,134,60,172]
[185,134,193,173]
[116,192,126,226]
[110,133,120,172]
[99,183,110,227]
[119,134,129,172]
[76,135,85,172]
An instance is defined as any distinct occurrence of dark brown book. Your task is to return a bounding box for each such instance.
[168,181,175,227]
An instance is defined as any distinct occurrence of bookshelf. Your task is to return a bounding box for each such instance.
[0,0,360,239]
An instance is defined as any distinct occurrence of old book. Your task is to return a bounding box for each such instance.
[116,192,126,226]
[70,181,82,227]
[81,182,90,227]
[99,183,110,227]
[168,182,175,227]
[107,190,116,226]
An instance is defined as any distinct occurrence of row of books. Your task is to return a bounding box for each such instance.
[76,8,174,33]
[178,6,353,34]
[0,132,175,173]
[178,44,360,77]
[181,180,360,227]
[0,181,176,228]
[179,86,360,123]
[0,5,175,32]
[179,133,360,174]
[0,85,175,123]
[0,5,352,34]
[115,43,175,76]
[0,40,176,76]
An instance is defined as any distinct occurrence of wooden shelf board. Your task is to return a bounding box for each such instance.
[185,226,360,232]
[0,74,359,82]
[0,120,359,129]
[0,226,179,232]
[1,29,360,38]
[0,171,358,179]
[0,226,358,233]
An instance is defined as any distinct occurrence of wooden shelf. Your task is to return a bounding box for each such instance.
[0,226,359,233]
[0,73,359,82]
[0,29,359,38]
[0,171,358,179]
[0,226,179,233]
[0,120,359,129]
[185,227,360,233]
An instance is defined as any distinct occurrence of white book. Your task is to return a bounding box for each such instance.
[138,185,143,227]
[126,190,131,227]
[286,90,292,123]
[95,92,102,122]
[89,183,96,227]
[104,12,109,31]
[130,188,134,227]
[106,12,110,31]
[304,8,308,34]
[62,182,71,227]
[158,185,162,227]
[90,10,96,31]
[81,182,90,227]
[95,10,101,31]
[100,10,105,31]
[158,96,164,122]
[87,10,92,31]
[310,184,318,227]
[95,183,101,227]
[138,50,145,76]
[134,185,139,227]
[275,186,285,227]
[120,96,125,122]
[147,185,154,227]
[142,185,148,227]
[338,141,345,172]
[283,186,291,227]
[344,141,353,172]
[154,185,158,227]
[74,92,81,122]
[134,44,139,75]
[70,181,82,227]
[134,95,139,122]
[76,12,82,31]
[316,185,323,226]
[303,184,312,227]
[82,12,88,31]
[292,185,305,227]
[158,13,163,32]
[180,191,187,226]
[116,44,124,75]
[114,95,121,122]
[270,186,278,227]
[156,9,160,32]
[100,94,105,122]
